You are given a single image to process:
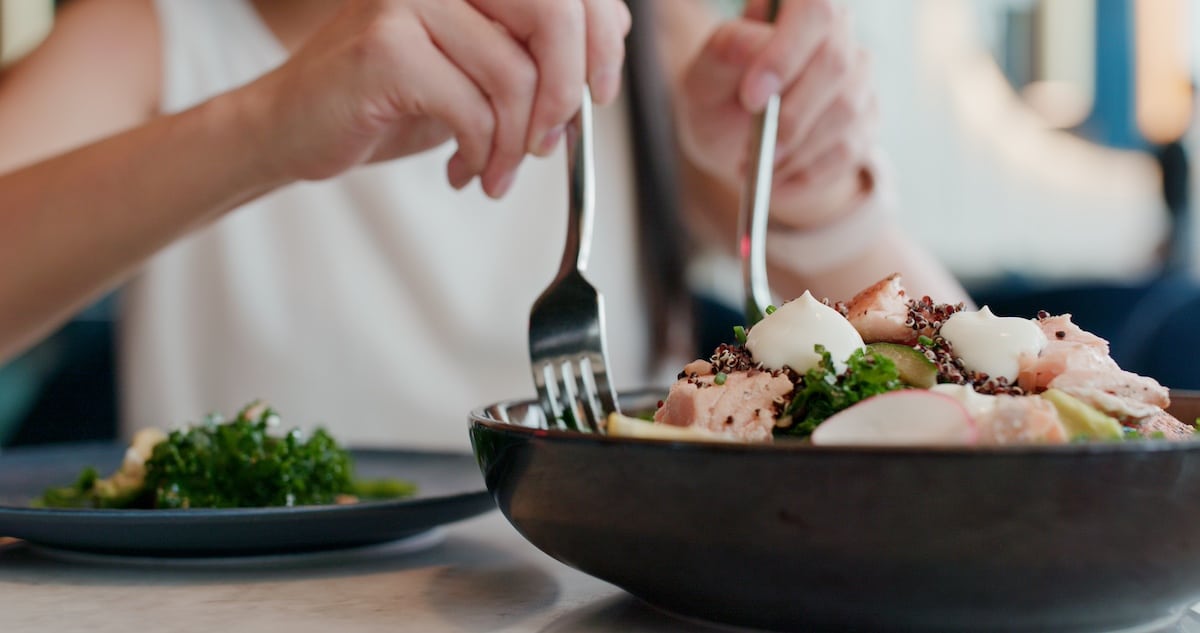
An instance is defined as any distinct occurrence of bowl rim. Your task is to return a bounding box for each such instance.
[468,388,1200,458]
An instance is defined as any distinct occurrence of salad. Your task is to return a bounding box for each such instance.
[608,274,1194,446]
[36,401,416,509]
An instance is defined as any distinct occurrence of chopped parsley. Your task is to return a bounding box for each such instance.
[776,345,905,438]
[35,403,417,509]
[146,405,356,508]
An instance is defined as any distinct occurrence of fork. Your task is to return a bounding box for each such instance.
[528,87,619,432]
[738,0,782,325]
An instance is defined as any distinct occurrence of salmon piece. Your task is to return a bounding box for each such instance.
[975,395,1069,445]
[845,273,914,344]
[1035,314,1110,353]
[680,359,714,378]
[1018,312,1171,422]
[655,370,793,442]
[1047,370,1170,420]
[1017,340,1118,393]
[1134,410,1196,440]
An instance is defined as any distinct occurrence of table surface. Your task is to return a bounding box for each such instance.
[0,509,732,633]
[6,509,1200,633]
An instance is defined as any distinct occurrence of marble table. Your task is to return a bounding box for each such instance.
[5,509,1200,633]
[0,509,727,633]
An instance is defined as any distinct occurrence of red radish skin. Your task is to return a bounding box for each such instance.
[811,390,979,446]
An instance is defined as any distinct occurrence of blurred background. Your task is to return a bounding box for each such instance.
[2,0,1199,445]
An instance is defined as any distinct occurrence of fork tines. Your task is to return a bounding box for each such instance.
[526,87,620,432]
[532,351,613,432]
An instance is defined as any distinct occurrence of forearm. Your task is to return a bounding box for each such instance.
[769,225,973,306]
[0,87,282,361]
[682,154,971,306]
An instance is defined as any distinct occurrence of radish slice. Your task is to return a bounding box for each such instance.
[810,390,978,446]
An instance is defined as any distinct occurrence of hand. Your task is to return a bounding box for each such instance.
[241,0,631,198]
[675,0,877,227]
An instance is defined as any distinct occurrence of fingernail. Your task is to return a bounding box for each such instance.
[491,170,517,198]
[536,125,565,156]
[742,71,781,112]
[447,153,472,190]
[589,64,620,104]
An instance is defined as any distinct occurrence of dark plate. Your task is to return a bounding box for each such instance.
[0,443,494,557]
[470,390,1200,633]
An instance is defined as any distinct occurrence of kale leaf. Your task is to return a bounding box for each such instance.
[36,402,418,509]
[146,403,356,508]
[776,345,905,438]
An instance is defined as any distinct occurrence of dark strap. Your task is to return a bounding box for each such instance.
[623,0,690,364]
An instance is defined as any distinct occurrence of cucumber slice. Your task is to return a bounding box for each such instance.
[867,343,937,388]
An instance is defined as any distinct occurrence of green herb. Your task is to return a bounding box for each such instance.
[765,305,777,315]
[776,345,905,438]
[1122,428,1169,441]
[36,402,417,509]
[351,478,419,500]
[31,467,100,509]
[714,372,728,385]
[917,335,935,348]
[560,406,579,430]
[733,325,748,345]
[146,404,356,508]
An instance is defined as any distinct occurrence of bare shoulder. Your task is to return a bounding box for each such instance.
[0,0,162,170]
[30,0,162,113]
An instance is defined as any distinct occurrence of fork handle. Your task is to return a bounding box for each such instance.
[559,86,596,278]
[739,94,780,325]
[737,0,782,325]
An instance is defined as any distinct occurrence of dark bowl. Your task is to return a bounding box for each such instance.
[469,390,1200,632]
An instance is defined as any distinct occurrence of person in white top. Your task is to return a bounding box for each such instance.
[0,0,967,449]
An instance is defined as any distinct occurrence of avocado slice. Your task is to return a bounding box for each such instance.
[1041,388,1124,441]
[867,343,937,388]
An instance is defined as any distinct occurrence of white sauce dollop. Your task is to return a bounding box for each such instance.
[938,306,1047,381]
[745,291,865,373]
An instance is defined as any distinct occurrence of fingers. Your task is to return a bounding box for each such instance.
[740,0,837,112]
[341,10,499,187]
[471,0,584,156]
[471,0,627,156]
[421,0,628,195]
[400,46,497,192]
[582,0,631,105]
[421,1,538,197]
[773,91,875,205]
[266,0,622,192]
[772,10,854,157]
[775,48,874,175]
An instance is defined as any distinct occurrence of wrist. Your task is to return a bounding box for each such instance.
[215,74,297,191]
[765,153,897,275]
[770,165,870,231]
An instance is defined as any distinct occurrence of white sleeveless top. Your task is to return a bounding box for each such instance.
[121,0,660,450]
